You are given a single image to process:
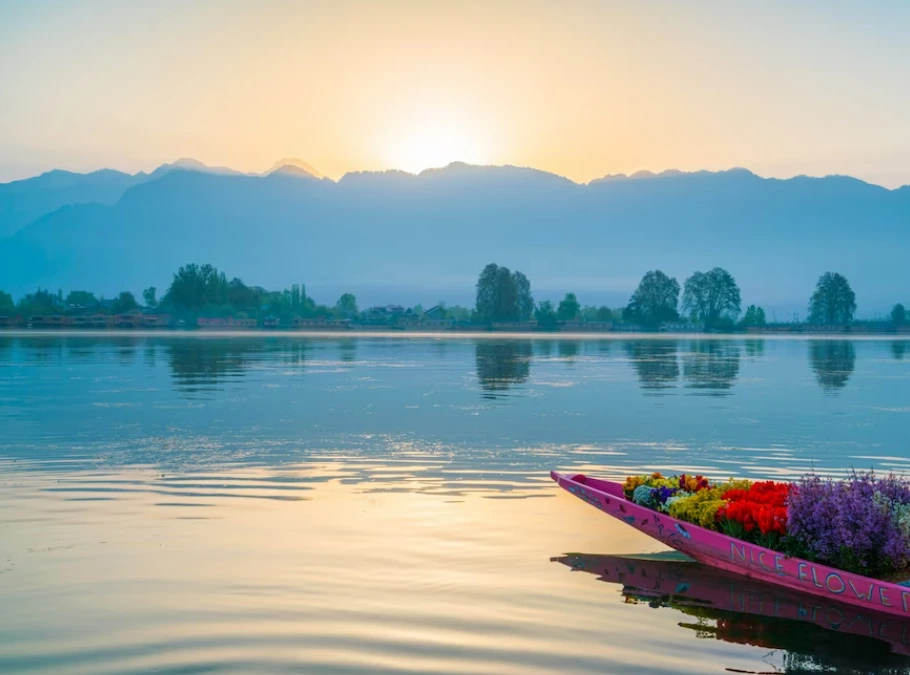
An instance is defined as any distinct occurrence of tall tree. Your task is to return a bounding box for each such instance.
[17,289,60,316]
[557,293,581,321]
[475,263,500,322]
[808,272,856,325]
[474,263,533,322]
[739,305,767,328]
[163,263,223,310]
[534,300,558,329]
[111,291,139,314]
[336,293,358,317]
[625,270,680,325]
[0,290,14,315]
[142,287,157,308]
[891,303,906,326]
[513,271,534,322]
[682,267,742,329]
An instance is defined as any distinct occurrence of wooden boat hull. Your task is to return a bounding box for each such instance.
[552,471,910,618]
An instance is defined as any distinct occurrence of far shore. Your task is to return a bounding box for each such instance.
[2,329,909,341]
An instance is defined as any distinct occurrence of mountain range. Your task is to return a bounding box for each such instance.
[1,159,908,315]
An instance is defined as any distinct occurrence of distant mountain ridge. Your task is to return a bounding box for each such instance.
[0,160,908,314]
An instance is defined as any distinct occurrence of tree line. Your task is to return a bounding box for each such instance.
[1,262,906,330]
[473,263,906,329]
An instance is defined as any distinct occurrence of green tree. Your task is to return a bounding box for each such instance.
[808,272,856,325]
[625,270,680,325]
[513,271,534,321]
[581,306,612,322]
[891,303,906,326]
[447,305,472,322]
[557,293,581,321]
[142,287,157,308]
[739,305,767,328]
[682,267,742,329]
[534,300,558,330]
[336,293,358,317]
[17,289,60,317]
[65,290,98,308]
[162,263,224,311]
[474,263,534,322]
[0,290,14,315]
[111,291,139,314]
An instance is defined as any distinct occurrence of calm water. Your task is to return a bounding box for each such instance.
[2,333,910,674]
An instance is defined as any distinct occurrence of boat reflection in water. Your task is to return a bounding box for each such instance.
[552,552,910,672]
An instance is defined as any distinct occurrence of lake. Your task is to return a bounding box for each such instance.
[2,332,910,674]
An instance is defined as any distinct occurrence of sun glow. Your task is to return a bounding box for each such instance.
[382,120,492,175]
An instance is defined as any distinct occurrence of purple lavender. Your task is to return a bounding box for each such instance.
[786,471,910,576]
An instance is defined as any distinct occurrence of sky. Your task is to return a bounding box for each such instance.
[1,0,909,187]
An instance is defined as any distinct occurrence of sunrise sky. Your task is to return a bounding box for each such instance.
[1,0,909,186]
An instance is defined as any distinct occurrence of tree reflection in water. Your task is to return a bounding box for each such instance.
[893,341,907,361]
[557,340,580,361]
[682,340,741,395]
[744,338,765,359]
[166,338,263,397]
[809,340,855,392]
[474,340,532,399]
[625,340,680,394]
[338,338,357,364]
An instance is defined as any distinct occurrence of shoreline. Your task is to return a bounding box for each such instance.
[1,329,909,341]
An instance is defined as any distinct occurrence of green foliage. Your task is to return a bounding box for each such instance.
[625,270,680,326]
[446,305,472,322]
[17,289,61,317]
[65,290,98,308]
[142,287,157,308]
[474,263,534,322]
[534,300,558,330]
[336,293,358,317]
[0,290,14,315]
[557,293,580,321]
[163,263,228,311]
[739,304,767,328]
[581,306,612,322]
[111,291,139,314]
[682,267,741,329]
[892,303,906,326]
[808,272,856,325]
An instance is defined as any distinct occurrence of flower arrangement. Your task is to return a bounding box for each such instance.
[622,470,910,578]
[717,481,790,548]
[786,471,910,576]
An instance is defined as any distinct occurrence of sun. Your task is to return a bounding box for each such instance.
[383,120,490,174]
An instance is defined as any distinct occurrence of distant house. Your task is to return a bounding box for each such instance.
[113,310,144,328]
[142,313,173,328]
[291,317,351,330]
[262,316,280,328]
[423,305,446,320]
[30,315,72,328]
[197,317,257,329]
[363,305,406,324]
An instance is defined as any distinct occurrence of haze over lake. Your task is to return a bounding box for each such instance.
[3,333,910,674]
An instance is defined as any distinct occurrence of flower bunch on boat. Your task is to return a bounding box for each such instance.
[787,471,910,577]
[716,481,790,548]
[623,470,910,577]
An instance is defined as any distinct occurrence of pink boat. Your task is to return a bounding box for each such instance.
[552,553,910,658]
[552,471,910,619]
